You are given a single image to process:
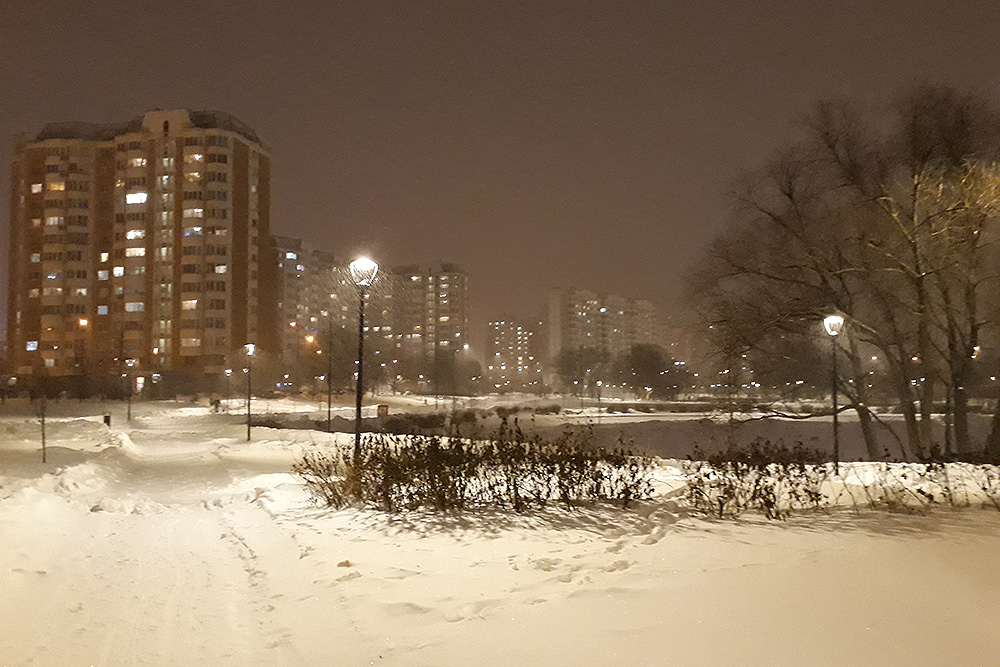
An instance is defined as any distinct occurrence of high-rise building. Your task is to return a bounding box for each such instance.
[546,288,658,364]
[486,319,542,392]
[271,236,355,389]
[386,262,468,359]
[5,109,273,391]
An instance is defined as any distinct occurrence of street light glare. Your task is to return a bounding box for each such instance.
[823,315,845,336]
[245,343,256,356]
[349,257,379,286]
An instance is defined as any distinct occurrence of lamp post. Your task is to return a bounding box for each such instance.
[245,343,255,441]
[327,322,334,432]
[78,318,89,396]
[224,368,233,414]
[124,357,136,422]
[349,257,378,463]
[823,314,845,473]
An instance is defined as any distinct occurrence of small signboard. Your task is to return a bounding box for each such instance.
[377,404,389,418]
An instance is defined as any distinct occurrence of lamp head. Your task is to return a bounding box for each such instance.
[823,315,845,337]
[245,343,256,356]
[349,257,379,287]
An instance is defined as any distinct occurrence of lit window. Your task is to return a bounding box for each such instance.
[26,341,38,351]
[126,229,145,240]
[73,288,87,296]
[113,266,125,277]
[214,265,227,274]
[46,216,62,226]
[44,358,55,368]
[31,183,42,194]
[32,218,41,227]
[184,153,204,163]
[100,252,109,262]
[45,272,59,280]
[30,253,40,262]
[183,226,203,236]
[125,302,145,312]
[296,264,305,272]
[439,316,450,322]
[28,289,39,298]
[98,270,109,281]
[183,208,204,218]
[182,299,198,310]
[181,337,201,347]
[47,181,65,191]
[126,192,148,205]
[126,247,145,257]
[128,157,147,168]
[97,305,108,315]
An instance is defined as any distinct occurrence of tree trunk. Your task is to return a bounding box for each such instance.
[847,337,881,459]
[985,398,1000,456]
[953,380,972,454]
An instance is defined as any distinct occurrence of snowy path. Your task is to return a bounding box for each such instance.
[2,405,1000,665]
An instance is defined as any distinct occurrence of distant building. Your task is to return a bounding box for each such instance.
[386,262,468,358]
[271,236,353,388]
[5,109,273,392]
[486,319,542,392]
[546,287,658,368]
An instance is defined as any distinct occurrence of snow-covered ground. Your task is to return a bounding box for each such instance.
[2,400,999,666]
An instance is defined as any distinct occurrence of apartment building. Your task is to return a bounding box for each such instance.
[386,262,468,359]
[486,319,542,392]
[5,109,273,391]
[546,288,658,363]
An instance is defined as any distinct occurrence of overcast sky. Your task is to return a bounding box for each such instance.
[3,0,1000,348]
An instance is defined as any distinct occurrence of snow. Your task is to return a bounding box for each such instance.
[2,400,999,666]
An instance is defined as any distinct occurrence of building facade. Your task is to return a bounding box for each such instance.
[386,262,468,359]
[5,109,273,392]
[486,319,542,392]
[546,287,658,364]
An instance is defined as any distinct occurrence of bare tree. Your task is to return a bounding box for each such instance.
[690,85,1000,460]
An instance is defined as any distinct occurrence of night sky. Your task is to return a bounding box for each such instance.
[3,0,1000,350]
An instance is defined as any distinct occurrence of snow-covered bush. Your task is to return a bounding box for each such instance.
[682,439,1000,519]
[293,429,654,512]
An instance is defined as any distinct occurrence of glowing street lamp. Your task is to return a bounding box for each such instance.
[824,315,845,472]
[349,257,378,463]
[245,343,255,441]
[124,357,136,422]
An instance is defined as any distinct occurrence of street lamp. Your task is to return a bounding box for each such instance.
[824,314,845,473]
[224,368,233,414]
[349,257,378,463]
[245,343,255,441]
[124,357,136,422]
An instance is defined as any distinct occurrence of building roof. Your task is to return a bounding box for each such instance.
[32,109,261,145]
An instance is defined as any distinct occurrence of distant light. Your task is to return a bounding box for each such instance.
[245,343,256,356]
[125,192,148,205]
[78,318,89,327]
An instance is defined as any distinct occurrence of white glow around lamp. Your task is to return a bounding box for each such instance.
[823,315,845,337]
[349,257,379,286]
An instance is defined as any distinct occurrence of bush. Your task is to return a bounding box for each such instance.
[381,413,448,435]
[293,428,655,512]
[495,405,525,420]
[681,438,1000,519]
[533,404,562,415]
